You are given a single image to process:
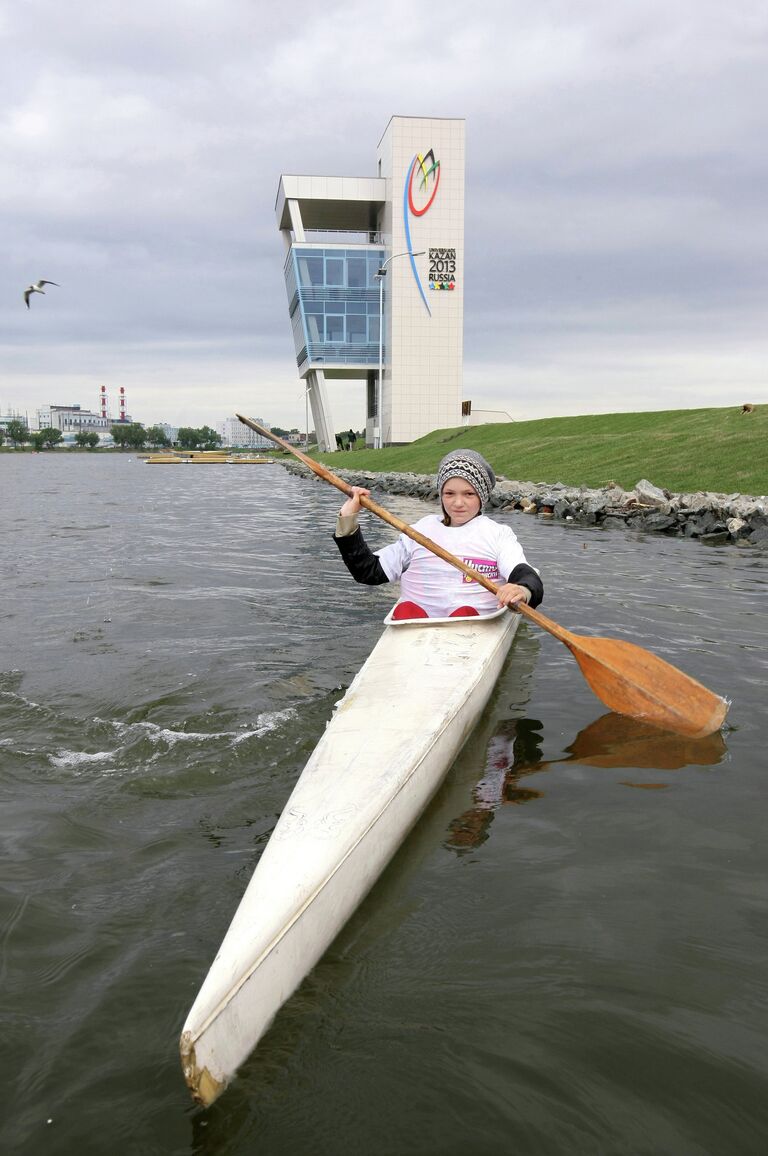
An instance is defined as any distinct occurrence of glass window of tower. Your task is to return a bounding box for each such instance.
[347,258,367,287]
[347,314,366,343]
[298,256,323,285]
[326,258,344,286]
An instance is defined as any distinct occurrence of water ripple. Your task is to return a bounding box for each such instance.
[1,454,766,1155]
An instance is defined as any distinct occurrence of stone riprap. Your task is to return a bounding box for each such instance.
[283,461,768,548]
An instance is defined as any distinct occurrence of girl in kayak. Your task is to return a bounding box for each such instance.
[333,449,543,620]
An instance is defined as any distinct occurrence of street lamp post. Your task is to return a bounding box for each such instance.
[375,250,424,449]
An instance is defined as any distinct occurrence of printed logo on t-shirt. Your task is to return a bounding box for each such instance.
[461,557,501,583]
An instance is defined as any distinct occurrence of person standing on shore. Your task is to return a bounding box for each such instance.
[333,449,543,620]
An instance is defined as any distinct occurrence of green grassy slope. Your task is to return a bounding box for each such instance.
[317,407,768,495]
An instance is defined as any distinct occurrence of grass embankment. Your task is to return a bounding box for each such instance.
[317,407,768,496]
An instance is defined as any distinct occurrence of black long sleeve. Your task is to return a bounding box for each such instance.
[508,563,543,608]
[333,528,389,585]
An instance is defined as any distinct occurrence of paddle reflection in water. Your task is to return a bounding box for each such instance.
[446,712,729,851]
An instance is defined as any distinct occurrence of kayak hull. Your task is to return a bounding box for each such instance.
[181,609,520,1104]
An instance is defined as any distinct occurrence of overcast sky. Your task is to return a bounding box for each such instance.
[3,0,767,432]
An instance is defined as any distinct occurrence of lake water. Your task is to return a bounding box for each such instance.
[1,453,766,1156]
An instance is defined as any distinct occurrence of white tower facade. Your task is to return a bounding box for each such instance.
[375,117,465,445]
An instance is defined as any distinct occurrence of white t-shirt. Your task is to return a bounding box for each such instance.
[375,514,530,618]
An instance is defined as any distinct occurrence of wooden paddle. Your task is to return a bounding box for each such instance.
[236,414,729,738]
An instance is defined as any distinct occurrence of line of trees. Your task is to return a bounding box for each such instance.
[1,420,224,452]
[176,426,222,450]
[110,423,150,449]
[110,423,222,450]
[1,421,89,449]
[30,427,64,450]
[2,419,30,447]
[2,420,106,449]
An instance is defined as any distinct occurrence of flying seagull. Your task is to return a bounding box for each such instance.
[24,280,60,308]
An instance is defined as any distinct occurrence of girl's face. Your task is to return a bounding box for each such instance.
[441,478,481,526]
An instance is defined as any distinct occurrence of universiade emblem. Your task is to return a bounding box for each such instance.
[403,149,441,315]
[408,149,441,216]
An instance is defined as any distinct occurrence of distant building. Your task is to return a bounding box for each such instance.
[1,409,29,434]
[157,422,178,444]
[37,404,116,434]
[218,416,273,449]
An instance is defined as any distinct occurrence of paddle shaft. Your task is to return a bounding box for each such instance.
[235,413,728,736]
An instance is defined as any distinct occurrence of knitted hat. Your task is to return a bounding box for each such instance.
[437,449,496,509]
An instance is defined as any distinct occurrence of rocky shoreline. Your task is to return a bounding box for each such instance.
[282,461,768,548]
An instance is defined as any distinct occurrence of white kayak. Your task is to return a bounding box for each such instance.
[180,607,521,1105]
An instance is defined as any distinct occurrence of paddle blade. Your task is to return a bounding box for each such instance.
[563,636,729,738]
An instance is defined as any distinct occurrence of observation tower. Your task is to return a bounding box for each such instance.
[275,116,465,450]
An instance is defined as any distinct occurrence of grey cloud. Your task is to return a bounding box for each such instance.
[3,0,768,429]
